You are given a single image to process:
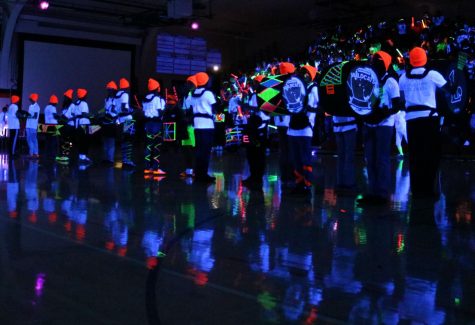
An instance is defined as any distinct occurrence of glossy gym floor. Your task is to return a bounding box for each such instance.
[0,146,474,324]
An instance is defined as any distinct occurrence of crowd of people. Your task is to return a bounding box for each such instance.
[2,13,474,206]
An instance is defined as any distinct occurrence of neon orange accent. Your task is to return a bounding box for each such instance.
[303,165,313,172]
[326,85,335,95]
[294,170,304,183]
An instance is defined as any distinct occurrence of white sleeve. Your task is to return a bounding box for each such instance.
[386,78,400,99]
[429,70,447,88]
[121,93,129,104]
[205,91,217,106]
[82,102,89,114]
[308,86,319,108]
[398,75,406,93]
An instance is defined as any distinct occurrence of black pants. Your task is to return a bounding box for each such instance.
[182,145,194,170]
[59,125,74,158]
[406,117,441,196]
[45,133,59,158]
[288,135,313,188]
[194,129,214,178]
[246,132,267,183]
[214,122,226,147]
[75,126,89,155]
[8,129,19,157]
[278,127,293,182]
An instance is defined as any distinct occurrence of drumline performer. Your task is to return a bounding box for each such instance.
[358,51,403,205]
[399,47,451,198]
[142,78,167,176]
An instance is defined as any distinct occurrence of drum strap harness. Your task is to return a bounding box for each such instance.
[405,68,437,116]
[143,94,158,104]
[333,120,357,127]
[193,113,214,120]
[406,105,437,116]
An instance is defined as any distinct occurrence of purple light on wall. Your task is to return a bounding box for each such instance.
[191,22,199,30]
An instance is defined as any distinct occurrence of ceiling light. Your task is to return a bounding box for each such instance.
[39,1,50,10]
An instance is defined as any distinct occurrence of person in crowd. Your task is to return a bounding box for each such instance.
[102,81,119,164]
[43,94,60,159]
[242,74,268,190]
[189,72,217,183]
[142,78,166,176]
[358,51,403,205]
[286,64,319,197]
[115,78,136,168]
[180,75,197,178]
[56,89,75,163]
[7,95,21,158]
[274,63,294,190]
[26,93,40,159]
[73,88,92,163]
[399,47,450,198]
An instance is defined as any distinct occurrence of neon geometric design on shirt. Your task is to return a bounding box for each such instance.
[258,87,280,103]
[261,101,277,112]
[260,77,282,88]
[320,61,348,86]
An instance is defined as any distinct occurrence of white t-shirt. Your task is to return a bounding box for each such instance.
[26,103,40,129]
[114,91,130,110]
[365,76,399,127]
[183,93,193,110]
[64,103,75,126]
[288,85,318,137]
[44,104,58,124]
[333,116,357,133]
[115,91,132,123]
[7,104,20,130]
[143,94,165,118]
[399,67,447,121]
[74,100,90,126]
[105,97,117,117]
[190,88,216,129]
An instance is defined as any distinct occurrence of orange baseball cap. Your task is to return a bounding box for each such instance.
[148,78,160,91]
[106,81,118,90]
[374,51,392,71]
[11,95,20,104]
[186,75,198,87]
[64,89,74,99]
[77,88,88,99]
[195,72,209,87]
[119,78,130,89]
[49,95,59,104]
[301,65,317,81]
[29,93,39,102]
[409,47,427,67]
[279,62,296,75]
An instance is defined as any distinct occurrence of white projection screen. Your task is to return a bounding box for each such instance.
[22,40,132,112]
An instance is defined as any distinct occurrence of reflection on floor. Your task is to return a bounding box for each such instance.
[0,151,474,324]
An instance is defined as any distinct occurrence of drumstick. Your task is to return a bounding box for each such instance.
[134,95,142,109]
[237,106,243,117]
